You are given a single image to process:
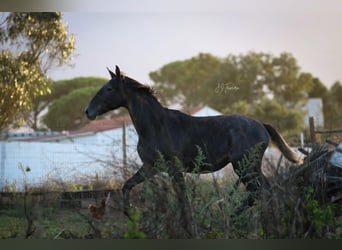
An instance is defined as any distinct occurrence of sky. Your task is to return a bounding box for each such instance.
[47,0,342,88]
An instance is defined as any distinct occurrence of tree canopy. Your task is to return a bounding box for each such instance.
[43,86,100,131]
[150,52,314,109]
[325,81,342,129]
[150,53,221,108]
[42,77,107,131]
[0,12,75,131]
[149,52,327,133]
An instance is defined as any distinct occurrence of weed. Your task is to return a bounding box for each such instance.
[124,210,146,239]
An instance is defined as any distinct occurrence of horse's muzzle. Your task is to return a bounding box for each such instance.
[84,106,96,120]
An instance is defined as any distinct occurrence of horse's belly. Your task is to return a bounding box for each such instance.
[184,149,230,173]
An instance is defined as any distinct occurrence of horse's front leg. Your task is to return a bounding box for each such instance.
[122,164,155,217]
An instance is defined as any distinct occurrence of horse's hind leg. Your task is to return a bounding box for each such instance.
[169,168,194,238]
[231,144,268,212]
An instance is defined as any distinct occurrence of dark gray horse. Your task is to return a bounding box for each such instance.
[85,66,302,235]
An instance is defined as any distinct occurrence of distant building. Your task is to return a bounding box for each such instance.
[191,105,222,117]
[304,98,324,128]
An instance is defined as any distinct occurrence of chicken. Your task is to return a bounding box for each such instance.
[88,192,110,219]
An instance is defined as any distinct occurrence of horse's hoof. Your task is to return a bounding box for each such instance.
[123,206,132,219]
[124,210,129,217]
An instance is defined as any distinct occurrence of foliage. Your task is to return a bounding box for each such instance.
[149,52,322,133]
[150,52,315,109]
[236,142,264,179]
[25,77,106,130]
[0,50,50,130]
[0,215,26,239]
[304,187,334,229]
[124,210,146,239]
[204,52,267,109]
[42,77,106,131]
[324,81,342,129]
[251,98,304,133]
[149,53,221,108]
[263,53,313,107]
[307,78,342,129]
[49,77,107,100]
[0,12,75,130]
[308,77,328,99]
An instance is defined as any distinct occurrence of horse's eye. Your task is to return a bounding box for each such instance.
[107,87,113,92]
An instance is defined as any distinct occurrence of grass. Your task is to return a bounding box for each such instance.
[0,204,127,239]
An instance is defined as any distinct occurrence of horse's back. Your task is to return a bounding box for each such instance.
[167,111,269,143]
[164,111,270,169]
[218,114,270,146]
[191,114,268,137]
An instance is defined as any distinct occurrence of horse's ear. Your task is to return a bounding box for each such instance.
[115,65,121,78]
[107,67,116,79]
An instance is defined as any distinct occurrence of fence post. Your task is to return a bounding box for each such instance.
[309,116,316,143]
[122,122,129,179]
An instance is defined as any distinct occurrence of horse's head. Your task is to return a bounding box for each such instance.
[85,65,125,120]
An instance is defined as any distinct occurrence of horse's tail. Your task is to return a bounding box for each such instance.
[263,123,303,164]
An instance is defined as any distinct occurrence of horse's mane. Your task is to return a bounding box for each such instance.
[125,76,156,97]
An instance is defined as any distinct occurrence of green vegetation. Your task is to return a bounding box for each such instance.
[43,85,102,130]
[32,77,107,131]
[124,210,146,239]
[0,12,75,130]
[150,52,342,133]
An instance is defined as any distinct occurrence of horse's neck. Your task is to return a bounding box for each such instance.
[126,94,165,138]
